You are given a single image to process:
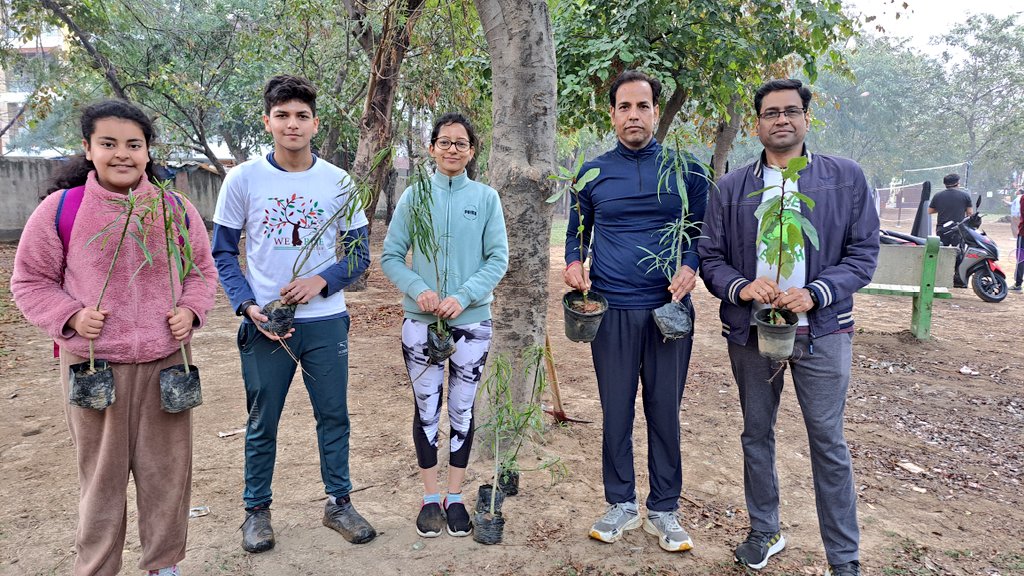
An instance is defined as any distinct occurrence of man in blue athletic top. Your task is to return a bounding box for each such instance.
[563,69,708,553]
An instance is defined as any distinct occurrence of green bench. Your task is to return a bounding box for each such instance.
[859,235,957,340]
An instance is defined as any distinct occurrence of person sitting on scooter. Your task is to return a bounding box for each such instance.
[929,173,972,287]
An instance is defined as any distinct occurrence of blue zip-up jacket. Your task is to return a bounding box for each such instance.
[698,148,880,345]
[381,169,508,326]
[565,139,708,309]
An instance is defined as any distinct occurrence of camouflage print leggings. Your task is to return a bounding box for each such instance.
[401,318,492,469]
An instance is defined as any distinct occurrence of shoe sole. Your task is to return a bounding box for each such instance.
[323,519,377,544]
[241,539,275,554]
[416,527,443,538]
[588,513,642,543]
[642,518,694,552]
[446,525,472,537]
[735,534,786,570]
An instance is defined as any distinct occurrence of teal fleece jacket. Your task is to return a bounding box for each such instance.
[381,170,509,325]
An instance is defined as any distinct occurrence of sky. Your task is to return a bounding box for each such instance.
[848,0,1024,57]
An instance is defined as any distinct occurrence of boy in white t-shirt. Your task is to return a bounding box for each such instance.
[211,75,376,553]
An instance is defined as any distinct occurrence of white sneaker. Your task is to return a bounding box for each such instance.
[589,502,642,543]
[643,511,694,552]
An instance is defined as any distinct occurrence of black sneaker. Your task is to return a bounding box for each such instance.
[323,496,377,544]
[1010,285,1022,291]
[240,507,275,553]
[734,529,786,570]
[825,561,861,576]
[445,501,472,537]
[416,502,446,538]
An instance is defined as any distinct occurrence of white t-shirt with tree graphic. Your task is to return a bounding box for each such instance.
[213,156,368,319]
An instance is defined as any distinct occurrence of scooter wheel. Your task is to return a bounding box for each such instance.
[971,268,1007,303]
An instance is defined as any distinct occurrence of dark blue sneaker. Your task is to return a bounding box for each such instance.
[734,529,786,569]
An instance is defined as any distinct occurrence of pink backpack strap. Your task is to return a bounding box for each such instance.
[53,185,86,357]
[56,185,87,255]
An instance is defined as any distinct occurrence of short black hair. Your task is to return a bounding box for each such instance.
[430,112,478,149]
[943,173,960,187]
[263,74,317,116]
[754,79,813,114]
[609,70,661,107]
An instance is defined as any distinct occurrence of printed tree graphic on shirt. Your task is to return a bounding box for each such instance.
[262,194,326,246]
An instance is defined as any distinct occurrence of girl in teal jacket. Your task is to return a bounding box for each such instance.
[381,112,508,538]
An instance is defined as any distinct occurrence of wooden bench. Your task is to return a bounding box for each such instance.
[859,236,957,340]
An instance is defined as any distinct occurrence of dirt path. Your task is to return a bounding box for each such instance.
[1,222,1022,576]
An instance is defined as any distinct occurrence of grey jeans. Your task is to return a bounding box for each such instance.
[728,330,859,565]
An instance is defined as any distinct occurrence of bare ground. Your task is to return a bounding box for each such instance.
[1,221,1022,576]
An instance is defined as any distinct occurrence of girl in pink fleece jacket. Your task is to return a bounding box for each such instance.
[10,100,216,576]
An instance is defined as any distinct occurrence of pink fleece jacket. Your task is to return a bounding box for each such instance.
[11,171,217,364]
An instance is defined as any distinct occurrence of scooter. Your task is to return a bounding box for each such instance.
[880,197,1007,302]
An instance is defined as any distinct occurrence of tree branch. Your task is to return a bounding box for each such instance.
[38,0,128,100]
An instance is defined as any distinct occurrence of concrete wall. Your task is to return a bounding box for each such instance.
[0,157,59,241]
[0,157,223,241]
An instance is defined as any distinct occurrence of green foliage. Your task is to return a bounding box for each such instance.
[286,148,383,283]
[552,0,858,137]
[83,187,151,369]
[546,155,599,298]
[478,346,564,496]
[638,135,708,281]
[403,155,451,336]
[749,155,818,286]
[153,179,209,372]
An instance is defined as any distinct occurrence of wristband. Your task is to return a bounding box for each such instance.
[238,299,257,317]
[807,289,820,309]
[565,261,582,272]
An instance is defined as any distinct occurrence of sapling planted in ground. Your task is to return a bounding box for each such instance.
[749,155,819,360]
[69,189,151,410]
[473,347,567,544]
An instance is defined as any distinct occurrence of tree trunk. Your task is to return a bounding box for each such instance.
[221,131,249,164]
[346,0,426,291]
[711,93,743,181]
[474,0,558,405]
[654,86,689,143]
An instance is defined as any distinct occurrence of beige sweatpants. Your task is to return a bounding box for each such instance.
[60,349,193,575]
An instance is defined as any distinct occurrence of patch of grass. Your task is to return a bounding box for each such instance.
[550,217,568,247]
[944,549,973,559]
[993,552,1024,570]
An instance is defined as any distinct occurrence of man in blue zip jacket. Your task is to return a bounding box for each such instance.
[699,78,879,576]
[564,70,708,553]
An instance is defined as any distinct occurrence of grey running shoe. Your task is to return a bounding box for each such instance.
[643,510,694,552]
[240,507,275,553]
[588,502,641,543]
[415,502,446,538]
[825,561,861,576]
[734,529,786,569]
[323,496,377,544]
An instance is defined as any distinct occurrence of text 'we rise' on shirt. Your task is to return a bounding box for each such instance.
[213,156,368,319]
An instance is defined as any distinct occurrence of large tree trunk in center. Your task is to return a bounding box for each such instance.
[474,0,557,404]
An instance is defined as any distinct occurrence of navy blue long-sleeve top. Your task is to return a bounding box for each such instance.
[565,139,708,309]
